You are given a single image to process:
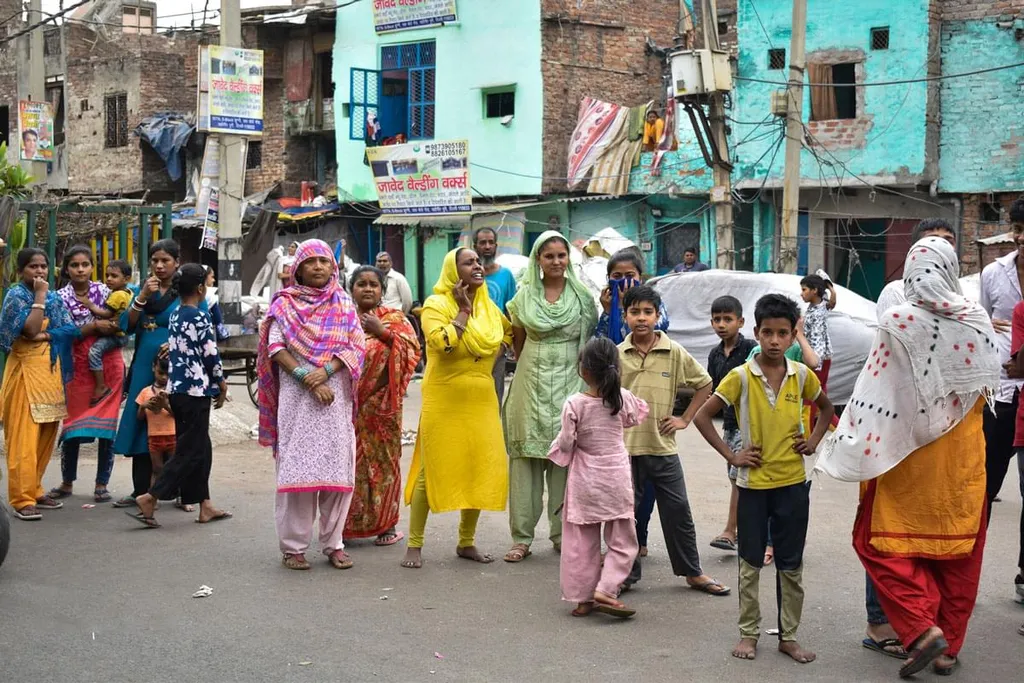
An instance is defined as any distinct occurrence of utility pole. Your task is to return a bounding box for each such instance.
[218,0,245,332]
[18,0,47,187]
[702,0,733,270]
[778,0,807,274]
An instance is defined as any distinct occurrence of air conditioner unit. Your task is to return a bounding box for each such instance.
[670,49,732,98]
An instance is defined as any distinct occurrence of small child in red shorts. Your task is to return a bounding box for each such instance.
[135,357,182,506]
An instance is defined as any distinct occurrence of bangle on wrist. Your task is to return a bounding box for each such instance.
[324,363,336,377]
[31,303,45,310]
[291,367,310,381]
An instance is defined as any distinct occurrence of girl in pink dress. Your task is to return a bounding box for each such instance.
[548,337,649,618]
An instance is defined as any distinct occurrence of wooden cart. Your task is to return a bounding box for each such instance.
[219,333,259,407]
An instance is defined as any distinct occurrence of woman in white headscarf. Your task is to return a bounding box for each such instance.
[817,236,1000,678]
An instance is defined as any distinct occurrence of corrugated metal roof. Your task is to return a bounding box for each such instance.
[976,232,1014,246]
[558,195,617,203]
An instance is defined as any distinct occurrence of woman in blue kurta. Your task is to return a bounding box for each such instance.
[112,239,207,507]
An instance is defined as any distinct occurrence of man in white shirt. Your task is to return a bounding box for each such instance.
[978,200,1024,606]
[375,251,413,314]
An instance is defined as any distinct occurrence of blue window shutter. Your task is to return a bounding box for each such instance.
[408,66,435,140]
[349,67,380,141]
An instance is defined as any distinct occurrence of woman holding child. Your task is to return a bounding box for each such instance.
[49,246,124,504]
[502,230,597,562]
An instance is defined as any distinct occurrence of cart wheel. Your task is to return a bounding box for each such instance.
[246,357,259,407]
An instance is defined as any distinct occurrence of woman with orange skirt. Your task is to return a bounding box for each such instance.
[818,236,999,678]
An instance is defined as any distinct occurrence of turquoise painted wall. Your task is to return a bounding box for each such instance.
[333,3,544,202]
[937,20,1024,193]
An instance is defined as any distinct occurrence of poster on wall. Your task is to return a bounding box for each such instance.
[372,0,457,33]
[207,45,264,135]
[202,188,221,251]
[18,100,54,162]
[366,139,471,215]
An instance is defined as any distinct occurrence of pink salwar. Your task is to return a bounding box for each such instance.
[560,518,638,602]
[276,490,354,556]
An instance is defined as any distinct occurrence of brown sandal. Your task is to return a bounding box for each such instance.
[329,550,354,569]
[283,554,310,570]
[503,543,531,563]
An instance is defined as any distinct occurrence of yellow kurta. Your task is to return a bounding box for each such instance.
[862,398,986,559]
[404,304,511,513]
[2,329,67,509]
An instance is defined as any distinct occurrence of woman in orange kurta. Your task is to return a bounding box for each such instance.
[345,266,420,545]
[817,237,1000,678]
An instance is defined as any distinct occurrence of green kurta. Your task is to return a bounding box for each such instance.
[503,313,587,459]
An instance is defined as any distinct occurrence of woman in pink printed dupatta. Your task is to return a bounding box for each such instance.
[257,239,366,571]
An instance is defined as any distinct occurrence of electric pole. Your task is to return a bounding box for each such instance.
[778,0,807,274]
[18,0,47,187]
[703,0,733,270]
[218,0,244,332]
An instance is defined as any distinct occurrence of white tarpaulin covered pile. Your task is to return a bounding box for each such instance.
[653,271,878,405]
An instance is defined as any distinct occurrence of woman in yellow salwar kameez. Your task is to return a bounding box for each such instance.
[1,248,80,521]
[818,237,1000,678]
[400,248,511,569]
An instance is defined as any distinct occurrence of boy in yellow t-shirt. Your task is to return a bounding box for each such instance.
[85,260,134,405]
[694,293,834,666]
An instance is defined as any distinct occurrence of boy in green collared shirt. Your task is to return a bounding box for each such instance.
[617,286,729,596]
[694,294,834,666]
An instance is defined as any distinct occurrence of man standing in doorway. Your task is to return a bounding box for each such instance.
[979,198,1024,605]
[473,227,517,402]
[375,251,413,314]
[673,247,709,273]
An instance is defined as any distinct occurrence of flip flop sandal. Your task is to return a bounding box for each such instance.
[195,511,233,524]
[374,531,405,546]
[503,543,531,563]
[125,511,161,528]
[1018,624,1024,637]
[710,536,737,551]
[93,490,112,503]
[899,635,949,679]
[862,637,909,660]
[329,550,354,569]
[933,657,959,676]
[595,603,636,619]
[111,495,136,508]
[48,487,73,499]
[35,496,63,510]
[571,603,594,617]
[13,506,42,521]
[283,554,311,570]
[690,580,731,596]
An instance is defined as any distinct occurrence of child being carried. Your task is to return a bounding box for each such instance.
[83,259,133,405]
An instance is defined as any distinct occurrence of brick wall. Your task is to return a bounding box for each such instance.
[0,5,23,162]
[540,0,679,194]
[940,0,1024,21]
[959,191,1024,273]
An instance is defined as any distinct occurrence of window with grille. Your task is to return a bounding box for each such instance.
[355,40,436,142]
[768,49,786,70]
[871,27,889,50]
[484,90,515,118]
[246,141,262,170]
[104,93,129,148]
[409,66,435,139]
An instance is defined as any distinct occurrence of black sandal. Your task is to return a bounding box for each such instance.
[125,511,160,528]
[899,634,948,679]
[933,656,959,676]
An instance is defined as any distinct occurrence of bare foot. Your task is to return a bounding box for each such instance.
[571,602,594,617]
[135,493,157,518]
[456,545,494,563]
[400,547,423,569]
[779,640,816,663]
[732,638,758,660]
[933,654,958,675]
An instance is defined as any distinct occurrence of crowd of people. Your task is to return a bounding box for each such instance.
[2,210,1023,674]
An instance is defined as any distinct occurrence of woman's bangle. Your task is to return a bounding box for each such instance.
[31,303,44,310]
[324,363,335,377]
[291,367,310,381]
[452,320,466,332]
[131,302,145,312]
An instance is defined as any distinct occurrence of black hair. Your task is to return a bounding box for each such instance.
[606,248,645,276]
[622,284,661,311]
[1009,199,1024,225]
[17,247,47,271]
[684,247,698,255]
[349,265,388,295]
[152,356,169,373]
[22,129,37,140]
[149,239,181,261]
[143,239,181,315]
[579,337,623,415]
[176,263,206,297]
[60,244,92,280]
[754,293,799,329]
[711,295,743,317]
[107,259,132,278]
[800,274,826,297]
[912,218,954,243]
[472,227,497,246]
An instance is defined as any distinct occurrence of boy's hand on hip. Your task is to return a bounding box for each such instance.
[792,434,817,456]
[728,446,762,469]
[658,416,688,436]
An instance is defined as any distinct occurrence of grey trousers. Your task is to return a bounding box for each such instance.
[626,455,703,585]
[492,353,506,405]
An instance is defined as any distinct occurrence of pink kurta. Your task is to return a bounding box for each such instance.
[548,390,648,524]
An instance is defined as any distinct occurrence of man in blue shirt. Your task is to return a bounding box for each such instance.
[474,227,517,402]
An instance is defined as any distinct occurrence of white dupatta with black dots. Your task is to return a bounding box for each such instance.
[816,237,1000,482]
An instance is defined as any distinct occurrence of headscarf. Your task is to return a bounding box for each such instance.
[507,230,598,350]
[257,239,366,449]
[0,282,79,384]
[423,248,505,358]
[816,237,999,482]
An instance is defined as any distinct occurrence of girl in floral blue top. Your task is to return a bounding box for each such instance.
[127,264,231,528]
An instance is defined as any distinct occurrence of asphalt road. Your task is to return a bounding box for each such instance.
[2,382,1023,682]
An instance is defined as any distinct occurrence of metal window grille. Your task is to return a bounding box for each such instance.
[349,68,380,141]
[104,93,129,148]
[768,49,786,70]
[246,141,262,170]
[871,27,889,50]
[409,66,435,140]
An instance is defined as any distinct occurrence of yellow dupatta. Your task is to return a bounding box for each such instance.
[423,248,507,358]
